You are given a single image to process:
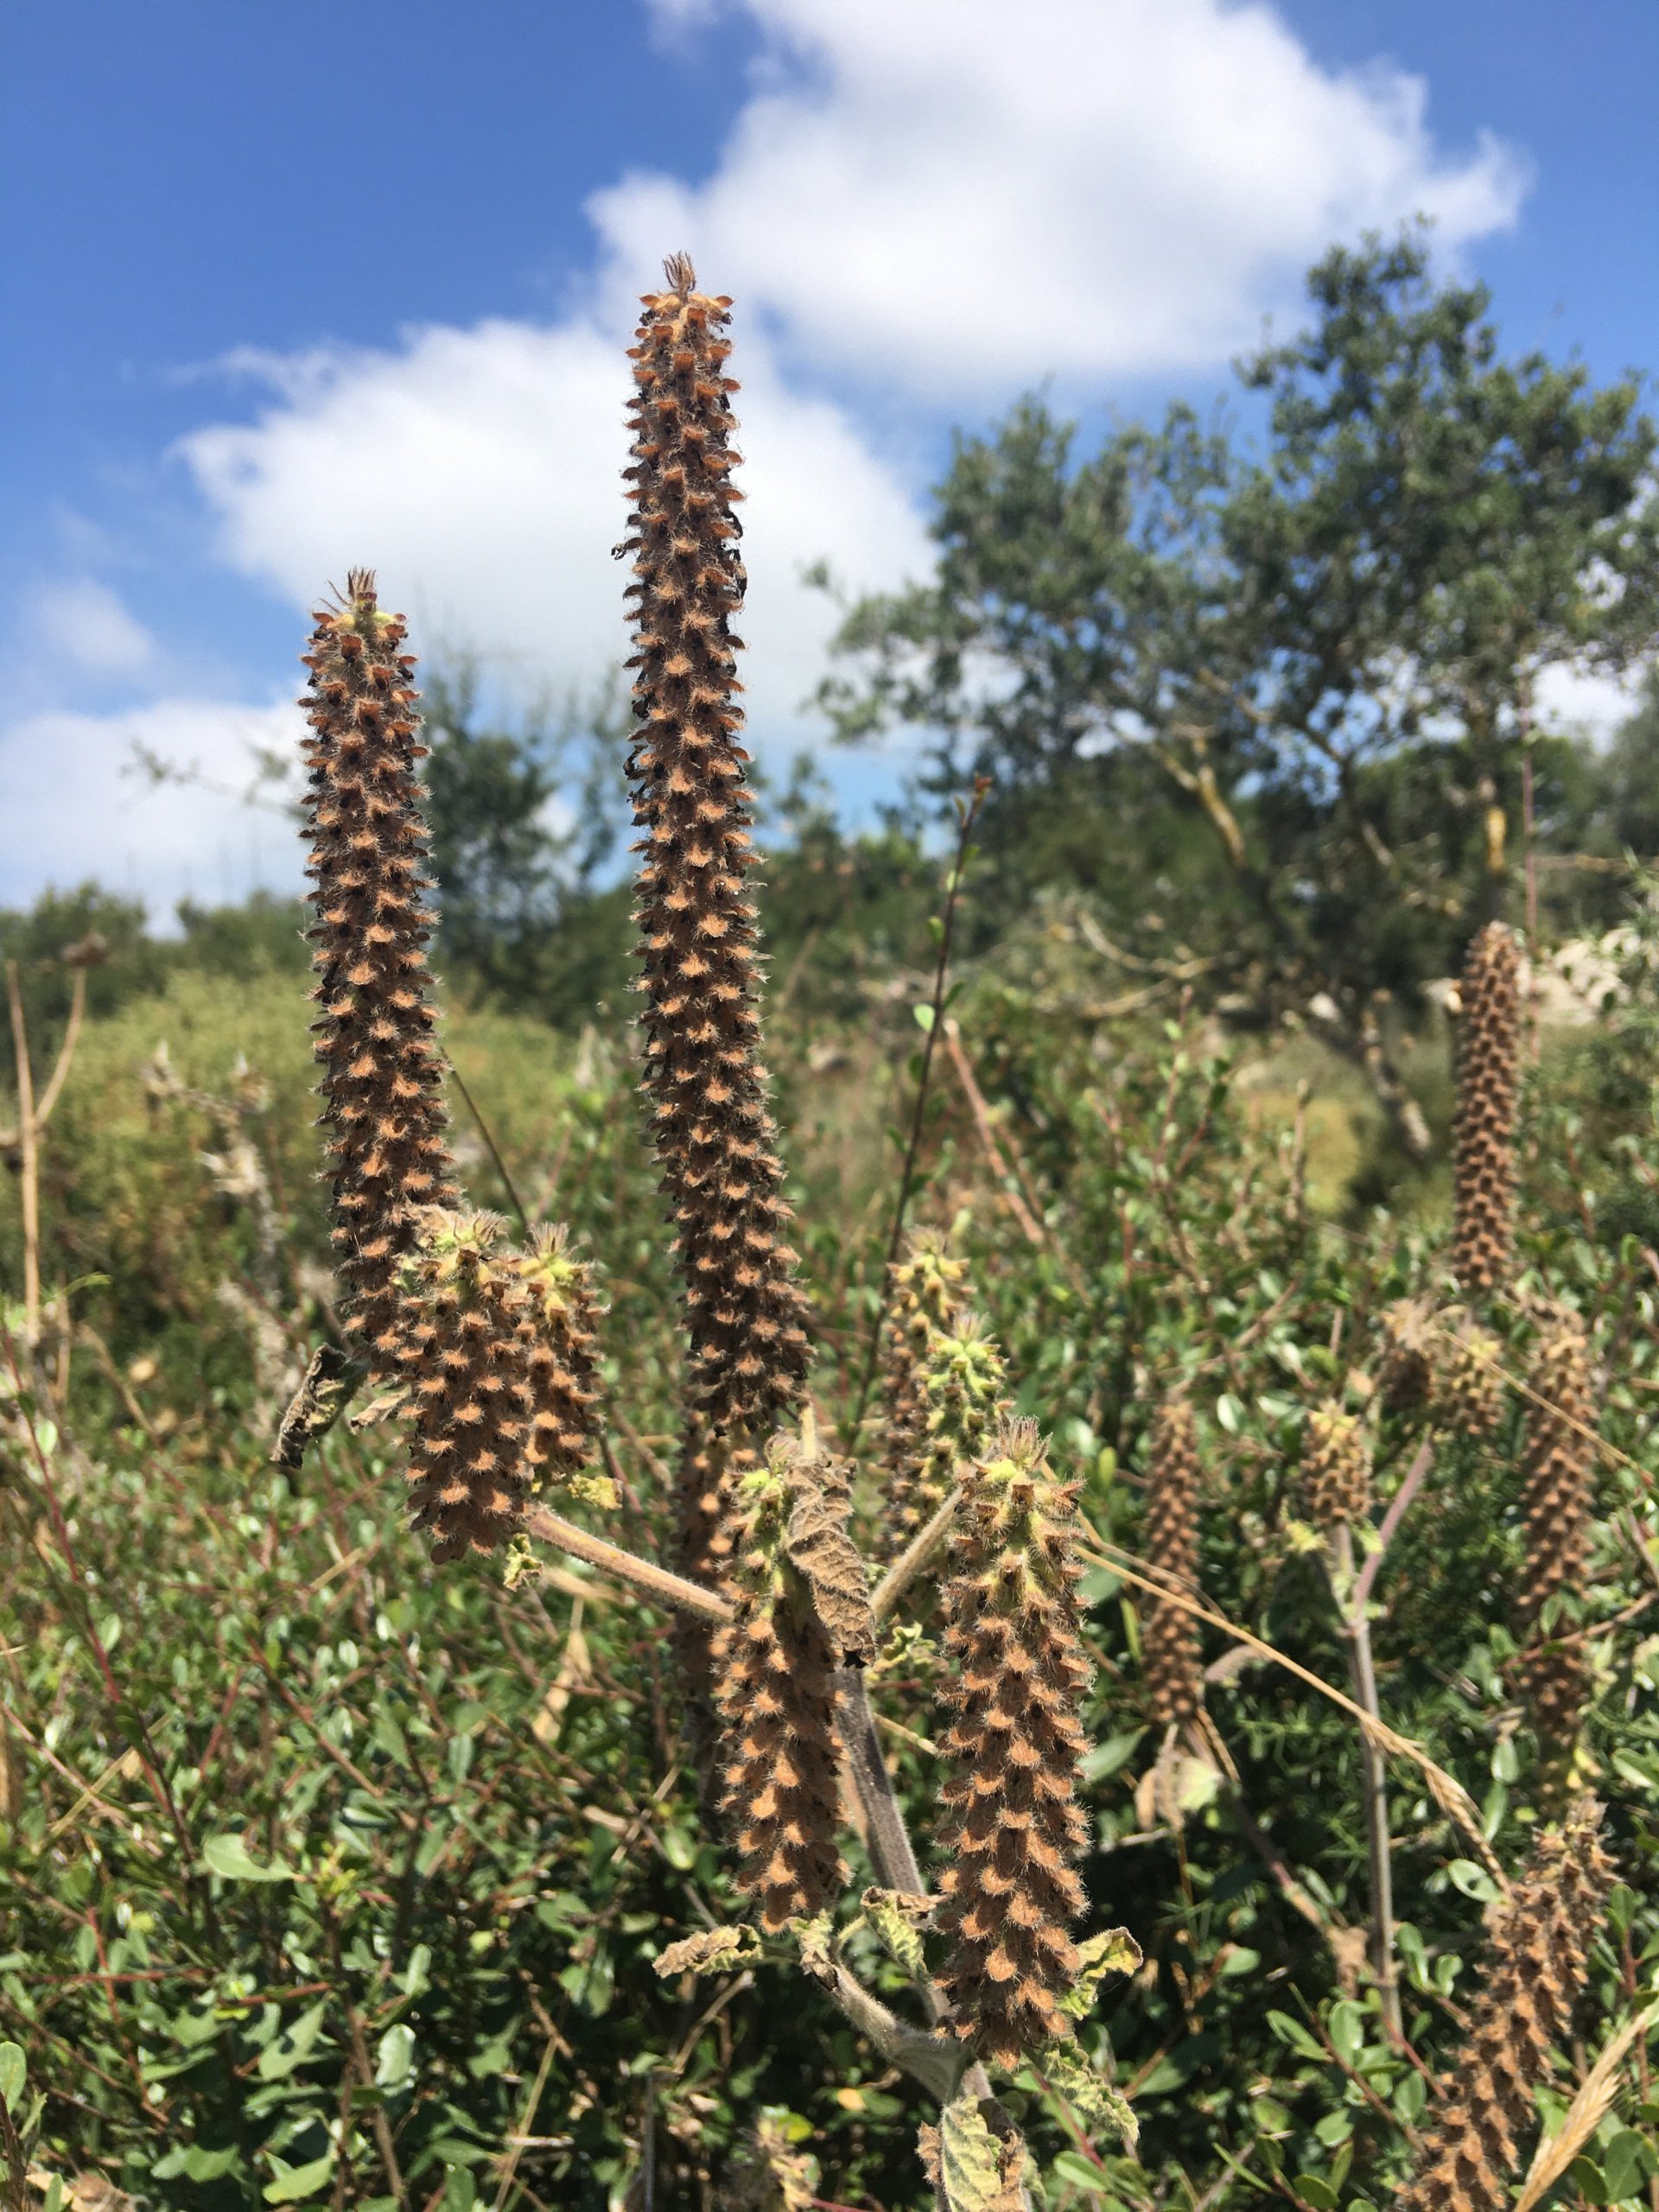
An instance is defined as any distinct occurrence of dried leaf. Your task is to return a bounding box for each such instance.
[930,2098,1027,2212]
[272,1344,364,1470]
[1058,1927,1143,2023]
[785,1478,876,1666]
[1040,2040,1139,2154]
[652,1924,764,1980]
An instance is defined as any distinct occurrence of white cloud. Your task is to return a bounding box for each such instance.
[597,0,1527,396]
[179,318,930,751]
[32,578,156,676]
[0,696,303,920]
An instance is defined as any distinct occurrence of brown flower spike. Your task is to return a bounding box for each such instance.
[1398,1801,1615,2212]
[880,1231,971,1513]
[509,1225,603,1480]
[301,570,456,1374]
[1301,1406,1371,1532]
[1514,1307,1597,1746]
[1376,1296,1437,1412]
[715,1437,847,1930]
[1141,1398,1205,1729]
[624,255,811,1436]
[1452,920,1521,1296]
[938,1420,1091,2067]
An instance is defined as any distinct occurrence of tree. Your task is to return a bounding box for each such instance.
[822,232,1659,1155]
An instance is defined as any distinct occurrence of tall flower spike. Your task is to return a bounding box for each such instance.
[1514,1307,1596,1748]
[1452,920,1521,1297]
[624,256,811,1436]
[1302,1405,1371,1533]
[881,1230,972,1514]
[1398,1801,1615,2212]
[938,1420,1091,2067]
[715,1435,847,1930]
[1141,1397,1205,1729]
[1437,1312,1506,1438]
[1376,1296,1437,1412]
[508,1226,603,1483]
[893,1308,1010,1546]
[396,1210,534,1563]
[301,569,455,1374]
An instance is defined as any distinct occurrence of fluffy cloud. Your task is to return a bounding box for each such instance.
[0,696,303,918]
[600,0,1527,394]
[180,320,931,752]
[31,578,156,677]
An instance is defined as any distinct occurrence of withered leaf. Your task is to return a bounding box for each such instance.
[785,1477,876,1666]
[652,1923,764,1980]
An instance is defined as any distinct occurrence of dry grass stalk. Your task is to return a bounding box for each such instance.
[301,569,455,1376]
[1511,1993,1659,2212]
[1397,1799,1615,2212]
[938,1419,1090,2066]
[1452,919,1521,1296]
[624,254,810,1441]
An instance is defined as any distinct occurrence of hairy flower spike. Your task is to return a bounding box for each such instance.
[1141,1398,1204,1729]
[625,256,810,1435]
[301,569,456,1371]
[1302,1406,1371,1532]
[1514,1307,1597,1747]
[1437,1313,1506,1438]
[1398,1801,1615,2212]
[881,1230,972,1516]
[397,1210,534,1563]
[715,1435,847,1929]
[893,1308,1010,1545]
[938,1419,1091,2067]
[1376,1296,1437,1412]
[507,1225,603,1481]
[1452,921,1521,1296]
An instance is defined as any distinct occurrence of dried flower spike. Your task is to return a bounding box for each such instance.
[893,1308,1010,1546]
[1437,1313,1506,1438]
[880,1230,971,1513]
[301,569,455,1374]
[1141,1397,1204,1729]
[1398,1800,1614,2212]
[1514,1306,1597,1747]
[1376,1296,1437,1412]
[397,1210,534,1563]
[715,1434,847,1929]
[1302,1405,1371,1532]
[508,1225,602,1482]
[624,256,810,1436]
[938,1419,1091,2066]
[1452,920,1521,1297]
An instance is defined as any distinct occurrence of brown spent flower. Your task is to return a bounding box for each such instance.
[715,1434,847,1930]
[624,255,811,1437]
[1397,1800,1615,2212]
[1376,1295,1437,1412]
[881,1230,971,1517]
[507,1225,603,1481]
[397,1211,535,1563]
[1452,920,1521,1297]
[1141,1397,1204,1729]
[1302,1406,1371,1532]
[1514,1306,1597,1746]
[301,569,455,1375]
[1437,1313,1506,1438]
[938,1419,1091,2067]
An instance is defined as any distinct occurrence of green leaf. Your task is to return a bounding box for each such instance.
[1602,2130,1650,2202]
[1215,1392,1244,1435]
[861,1887,932,1981]
[1049,2148,1116,2196]
[1446,1858,1500,1904]
[257,1999,331,2082]
[1326,1999,1364,2065]
[1292,2177,1338,2210]
[376,2023,416,2089]
[913,1002,937,1032]
[1266,2010,1326,2063]
[933,2097,1015,2211]
[1058,1927,1142,2021]
[202,1834,297,1883]
[263,2152,338,2203]
[1042,2041,1139,2153]
[0,2040,23,2111]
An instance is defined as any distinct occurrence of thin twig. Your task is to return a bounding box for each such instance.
[447,1057,531,1236]
[521,1502,734,1624]
[1351,1433,1434,1618]
[6,962,40,1339]
[871,1489,961,1624]
[845,777,989,1445]
[1331,1524,1402,2037]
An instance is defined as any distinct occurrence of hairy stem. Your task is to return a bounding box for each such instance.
[871,1488,962,1624]
[521,1501,734,1625]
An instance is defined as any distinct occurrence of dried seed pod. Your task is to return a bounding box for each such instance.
[1452,921,1521,1297]
[1397,1800,1615,2212]
[301,569,456,1373]
[1302,1406,1371,1532]
[938,1419,1091,2067]
[397,1210,533,1562]
[881,1230,972,1509]
[1436,1313,1506,1438]
[625,256,810,1436]
[1141,1397,1204,1729]
[508,1225,602,1482]
[715,1434,847,1929]
[1515,1307,1597,1747]
[1376,1296,1437,1412]
[892,1309,1010,1545]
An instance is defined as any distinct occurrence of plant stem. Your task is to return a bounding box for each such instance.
[447,1057,530,1236]
[845,777,989,1446]
[6,962,40,1342]
[870,1489,961,1624]
[521,1502,734,1625]
[1332,1522,1402,2037]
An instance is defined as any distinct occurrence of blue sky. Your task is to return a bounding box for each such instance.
[2,0,1655,918]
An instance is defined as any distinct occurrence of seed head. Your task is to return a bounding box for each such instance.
[1452,921,1521,1297]
[1302,1406,1371,1532]
[1515,1307,1596,1749]
[880,1230,972,1518]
